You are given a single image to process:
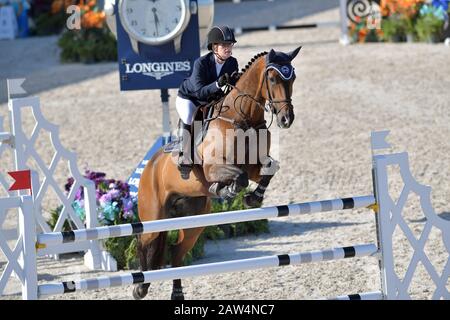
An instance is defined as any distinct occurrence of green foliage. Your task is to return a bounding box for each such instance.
[31,11,67,36]
[47,205,78,231]
[104,236,139,270]
[381,15,407,41]
[415,13,445,42]
[58,28,117,63]
[210,189,269,238]
[124,237,139,269]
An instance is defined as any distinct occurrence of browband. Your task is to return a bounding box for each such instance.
[266,63,295,80]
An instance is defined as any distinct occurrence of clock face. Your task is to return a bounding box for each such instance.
[119,0,189,44]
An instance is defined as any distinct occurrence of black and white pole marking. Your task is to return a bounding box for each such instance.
[38,243,378,296]
[37,195,375,247]
[328,291,383,300]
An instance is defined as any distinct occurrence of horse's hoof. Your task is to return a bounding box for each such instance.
[244,193,263,209]
[132,284,149,300]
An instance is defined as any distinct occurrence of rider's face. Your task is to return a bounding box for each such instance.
[214,43,233,60]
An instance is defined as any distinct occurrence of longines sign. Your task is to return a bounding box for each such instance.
[124,61,191,80]
[115,1,200,91]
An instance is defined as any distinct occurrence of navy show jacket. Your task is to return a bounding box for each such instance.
[178,52,239,106]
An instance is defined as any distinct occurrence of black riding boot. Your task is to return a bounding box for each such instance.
[177,122,193,180]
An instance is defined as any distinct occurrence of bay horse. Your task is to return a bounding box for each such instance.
[134,46,302,300]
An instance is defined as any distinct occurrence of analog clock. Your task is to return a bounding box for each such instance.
[118,0,193,53]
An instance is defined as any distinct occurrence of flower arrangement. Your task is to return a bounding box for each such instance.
[63,171,138,226]
[350,15,384,42]
[60,171,138,269]
[349,0,449,43]
[415,1,449,41]
[57,0,117,63]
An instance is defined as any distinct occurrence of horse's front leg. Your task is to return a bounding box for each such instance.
[204,163,249,201]
[244,156,280,208]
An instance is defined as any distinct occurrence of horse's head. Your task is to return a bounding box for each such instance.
[264,46,301,128]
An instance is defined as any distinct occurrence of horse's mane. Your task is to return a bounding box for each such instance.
[234,51,268,82]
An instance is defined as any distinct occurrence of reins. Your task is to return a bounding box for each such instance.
[204,57,294,131]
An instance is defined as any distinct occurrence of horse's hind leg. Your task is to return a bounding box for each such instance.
[133,195,166,299]
[170,227,205,300]
[169,197,211,300]
[133,231,164,299]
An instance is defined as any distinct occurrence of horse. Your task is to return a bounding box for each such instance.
[133,46,302,300]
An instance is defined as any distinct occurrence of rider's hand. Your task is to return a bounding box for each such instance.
[230,71,240,84]
[217,73,230,87]
[217,74,232,94]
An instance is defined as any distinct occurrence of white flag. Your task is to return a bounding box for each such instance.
[371,130,391,150]
[7,78,26,95]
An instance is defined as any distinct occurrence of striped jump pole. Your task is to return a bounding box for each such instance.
[233,22,340,35]
[327,291,384,300]
[37,195,376,248]
[38,243,378,296]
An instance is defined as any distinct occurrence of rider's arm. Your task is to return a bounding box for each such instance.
[191,59,221,100]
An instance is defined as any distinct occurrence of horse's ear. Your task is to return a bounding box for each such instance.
[268,49,276,62]
[288,46,302,61]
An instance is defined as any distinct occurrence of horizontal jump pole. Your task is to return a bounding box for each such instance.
[37,195,375,247]
[38,243,378,296]
[233,22,340,35]
[327,291,383,300]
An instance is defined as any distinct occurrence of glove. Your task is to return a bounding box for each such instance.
[217,73,232,94]
[217,73,229,87]
[229,71,240,84]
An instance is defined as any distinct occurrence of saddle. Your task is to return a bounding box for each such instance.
[163,101,218,154]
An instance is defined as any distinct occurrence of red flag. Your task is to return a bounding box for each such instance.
[8,170,32,193]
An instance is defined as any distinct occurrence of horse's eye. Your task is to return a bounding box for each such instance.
[269,77,276,84]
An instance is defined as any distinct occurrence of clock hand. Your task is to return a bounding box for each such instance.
[152,8,159,36]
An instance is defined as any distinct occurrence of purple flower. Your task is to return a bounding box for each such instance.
[63,170,136,226]
[64,177,74,193]
[99,193,113,205]
[85,170,106,181]
[122,197,133,213]
[122,210,134,219]
[75,187,84,201]
[108,189,120,199]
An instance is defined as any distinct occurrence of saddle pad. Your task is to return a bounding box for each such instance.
[163,139,180,153]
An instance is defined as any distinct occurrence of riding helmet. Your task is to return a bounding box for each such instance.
[207,26,237,50]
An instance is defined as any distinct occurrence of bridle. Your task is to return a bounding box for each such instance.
[207,61,295,130]
[263,63,295,119]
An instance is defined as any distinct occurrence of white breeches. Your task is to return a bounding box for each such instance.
[176,96,198,125]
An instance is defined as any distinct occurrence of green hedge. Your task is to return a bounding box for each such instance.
[58,28,117,63]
